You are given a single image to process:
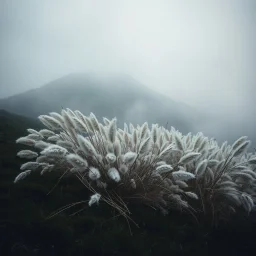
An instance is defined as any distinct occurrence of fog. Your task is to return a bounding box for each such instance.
[0,0,255,144]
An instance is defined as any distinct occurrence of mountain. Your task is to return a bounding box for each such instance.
[0,73,204,134]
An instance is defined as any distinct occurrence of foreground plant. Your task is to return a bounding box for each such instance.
[15,109,256,224]
[166,132,256,222]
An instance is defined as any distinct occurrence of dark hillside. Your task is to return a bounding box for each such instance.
[0,110,256,255]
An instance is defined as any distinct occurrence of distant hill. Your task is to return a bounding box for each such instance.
[0,73,205,134]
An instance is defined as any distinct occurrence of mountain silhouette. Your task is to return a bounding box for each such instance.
[0,73,204,134]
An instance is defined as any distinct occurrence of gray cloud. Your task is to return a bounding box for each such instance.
[0,0,255,144]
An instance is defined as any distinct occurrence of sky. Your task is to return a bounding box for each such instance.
[0,0,255,142]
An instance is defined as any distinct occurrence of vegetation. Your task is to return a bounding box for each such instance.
[1,109,256,255]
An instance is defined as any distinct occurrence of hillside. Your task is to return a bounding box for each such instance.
[0,73,204,134]
[1,109,256,255]
[0,109,209,255]
[0,109,42,141]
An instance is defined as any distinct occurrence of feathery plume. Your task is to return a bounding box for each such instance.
[108,118,117,143]
[108,167,121,182]
[124,152,137,165]
[77,135,97,156]
[14,170,32,183]
[106,153,116,164]
[17,150,38,159]
[66,154,88,168]
[88,193,101,206]
[89,167,101,180]
[41,145,68,157]
[178,152,201,165]
[16,137,35,146]
[172,171,195,181]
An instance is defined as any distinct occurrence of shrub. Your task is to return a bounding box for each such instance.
[15,109,256,224]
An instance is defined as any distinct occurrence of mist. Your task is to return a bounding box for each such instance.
[0,0,255,145]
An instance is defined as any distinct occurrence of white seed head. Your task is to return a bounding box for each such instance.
[88,193,101,206]
[108,167,121,182]
[88,167,101,180]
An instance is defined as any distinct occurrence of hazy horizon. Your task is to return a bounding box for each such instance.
[0,0,255,144]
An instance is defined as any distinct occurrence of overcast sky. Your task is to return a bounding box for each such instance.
[0,0,255,132]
